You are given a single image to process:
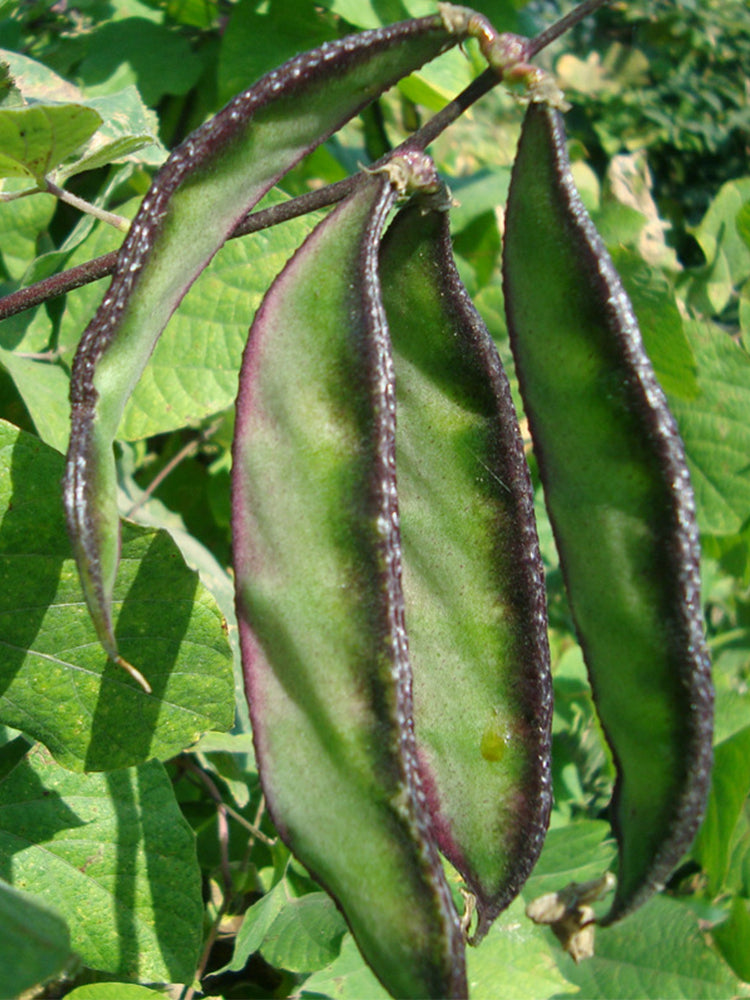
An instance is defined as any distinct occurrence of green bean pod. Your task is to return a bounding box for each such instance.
[379,194,552,941]
[503,101,713,924]
[63,9,474,679]
[232,165,466,999]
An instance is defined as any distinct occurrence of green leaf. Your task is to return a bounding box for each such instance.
[0,745,202,982]
[692,178,750,290]
[0,103,102,182]
[524,821,617,898]
[122,199,321,440]
[58,87,165,178]
[466,897,577,1000]
[58,193,319,440]
[65,985,167,999]
[0,346,70,452]
[559,895,747,999]
[0,182,56,280]
[260,892,348,973]
[611,247,699,401]
[0,48,85,104]
[669,320,750,537]
[76,18,204,104]
[0,419,234,771]
[217,0,333,107]
[694,726,750,896]
[713,896,750,982]
[228,880,290,971]
[300,933,390,999]
[0,878,71,997]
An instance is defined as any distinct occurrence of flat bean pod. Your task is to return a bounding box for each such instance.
[503,101,713,924]
[379,196,552,941]
[231,170,466,999]
[63,9,474,678]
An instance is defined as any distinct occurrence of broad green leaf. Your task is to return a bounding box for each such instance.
[58,87,165,178]
[559,895,748,999]
[76,18,204,103]
[121,206,322,440]
[0,49,83,105]
[217,0,333,107]
[611,247,699,401]
[0,181,56,280]
[259,892,348,973]
[711,645,750,745]
[0,419,234,771]
[449,168,510,233]
[66,986,167,999]
[523,821,617,898]
[713,896,750,982]
[694,726,750,896]
[300,933,390,999]
[669,320,750,536]
[0,103,102,181]
[693,178,750,290]
[0,301,53,353]
[228,879,290,971]
[0,346,70,452]
[0,879,71,997]
[466,898,577,1000]
[0,745,202,982]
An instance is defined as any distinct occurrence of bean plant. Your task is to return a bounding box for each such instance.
[0,0,748,997]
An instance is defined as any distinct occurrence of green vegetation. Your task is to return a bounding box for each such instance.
[0,0,749,997]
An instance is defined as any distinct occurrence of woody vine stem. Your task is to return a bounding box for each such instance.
[0,0,610,324]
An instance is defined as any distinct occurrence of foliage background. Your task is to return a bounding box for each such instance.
[0,0,749,996]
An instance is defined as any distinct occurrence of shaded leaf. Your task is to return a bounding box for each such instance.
[0,745,202,982]
[0,182,56,280]
[712,896,750,983]
[260,892,348,973]
[558,896,748,1000]
[76,18,204,104]
[694,726,750,896]
[65,986,167,999]
[0,419,234,772]
[0,878,71,997]
[0,346,70,452]
[300,933,389,999]
[669,320,750,536]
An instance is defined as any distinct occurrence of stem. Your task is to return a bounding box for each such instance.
[0,0,606,323]
[0,71,498,322]
[44,180,131,232]
[124,426,209,519]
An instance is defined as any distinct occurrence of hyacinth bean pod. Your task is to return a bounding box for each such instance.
[231,169,467,999]
[63,9,475,679]
[379,196,552,941]
[503,101,713,924]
